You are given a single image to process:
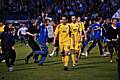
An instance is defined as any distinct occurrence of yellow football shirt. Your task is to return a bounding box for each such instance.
[54,23,72,43]
[0,25,5,33]
[77,22,85,31]
[70,22,82,42]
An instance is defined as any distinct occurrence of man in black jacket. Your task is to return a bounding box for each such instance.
[25,20,40,64]
[106,18,119,63]
[0,25,16,72]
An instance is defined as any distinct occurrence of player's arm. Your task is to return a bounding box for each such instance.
[26,27,35,37]
[82,22,87,40]
[17,28,21,36]
[70,25,75,47]
[53,25,59,45]
[35,27,39,36]
[71,34,75,47]
[79,31,83,43]
[83,29,87,40]
[79,25,83,43]
[26,32,35,37]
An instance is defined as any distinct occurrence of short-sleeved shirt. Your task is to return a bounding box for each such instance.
[78,22,85,31]
[54,23,72,43]
[77,22,85,36]
[18,27,28,35]
[38,23,48,43]
[70,22,82,42]
[92,23,101,39]
[46,24,54,38]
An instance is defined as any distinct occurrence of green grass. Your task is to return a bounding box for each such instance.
[0,43,117,80]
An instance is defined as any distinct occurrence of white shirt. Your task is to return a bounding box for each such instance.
[46,24,54,38]
[17,27,28,36]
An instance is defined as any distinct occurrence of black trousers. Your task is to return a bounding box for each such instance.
[20,35,27,45]
[1,47,16,68]
[87,38,103,55]
[107,41,118,54]
[26,40,40,61]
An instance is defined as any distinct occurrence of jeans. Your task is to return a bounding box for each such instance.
[34,42,48,64]
[87,38,103,55]
[20,35,27,45]
[1,46,16,68]
[26,40,40,61]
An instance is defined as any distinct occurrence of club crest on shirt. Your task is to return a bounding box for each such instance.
[66,26,69,31]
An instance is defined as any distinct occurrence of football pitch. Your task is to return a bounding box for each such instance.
[0,43,117,80]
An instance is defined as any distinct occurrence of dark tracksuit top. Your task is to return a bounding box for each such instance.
[106,25,119,53]
[106,25,118,41]
[0,31,16,67]
[0,31,15,53]
[25,26,40,61]
[27,26,40,51]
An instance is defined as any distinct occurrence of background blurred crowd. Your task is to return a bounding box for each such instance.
[0,0,119,21]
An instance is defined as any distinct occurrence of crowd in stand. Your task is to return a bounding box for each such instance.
[0,0,119,20]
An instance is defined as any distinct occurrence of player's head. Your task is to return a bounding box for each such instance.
[4,25,9,32]
[8,23,13,28]
[61,15,67,25]
[45,17,50,25]
[118,18,120,22]
[0,20,3,26]
[22,21,26,27]
[32,19,37,27]
[89,19,92,25]
[112,18,118,25]
[84,16,88,21]
[99,17,103,23]
[105,18,110,24]
[71,15,76,23]
[7,23,15,32]
[94,17,101,22]
[77,16,81,22]
[93,18,96,23]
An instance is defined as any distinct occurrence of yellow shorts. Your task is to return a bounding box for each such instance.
[71,42,80,50]
[70,39,82,50]
[59,40,70,52]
